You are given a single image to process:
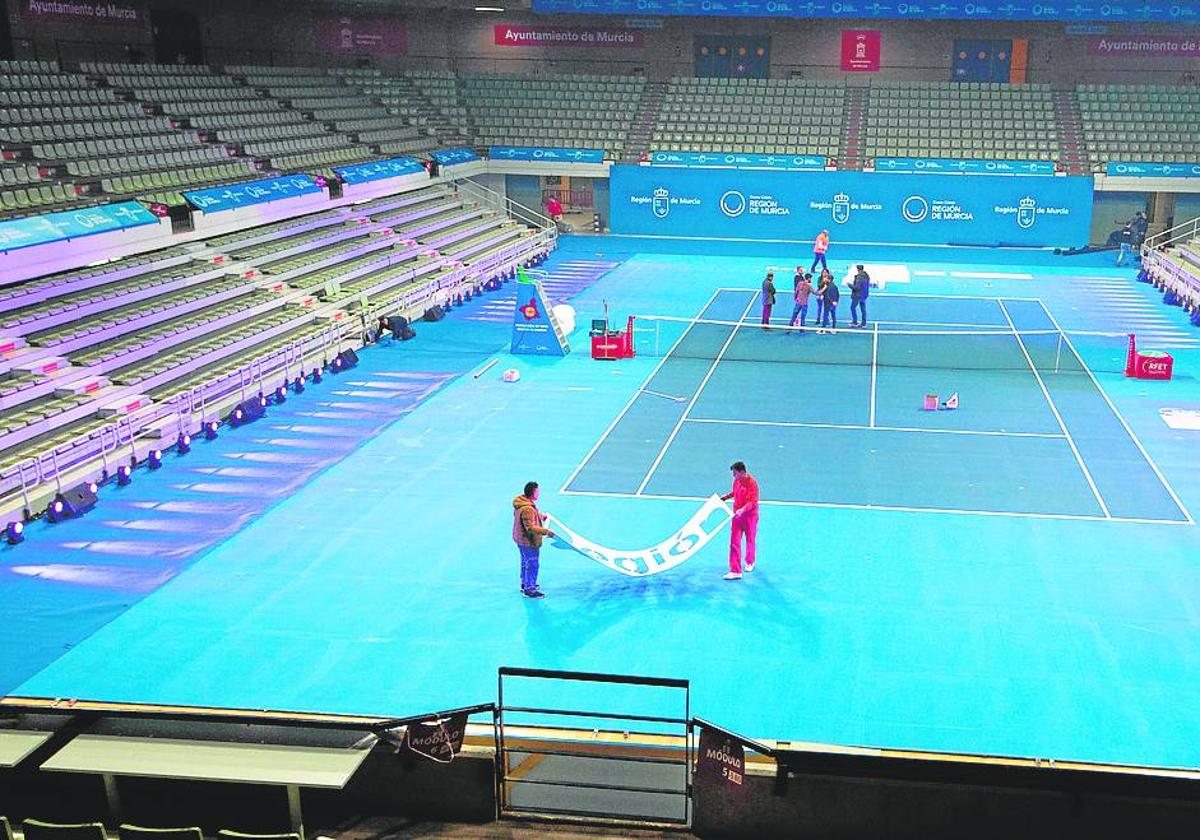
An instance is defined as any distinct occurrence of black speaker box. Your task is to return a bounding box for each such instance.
[60,482,98,517]
[387,316,416,341]
[423,305,446,322]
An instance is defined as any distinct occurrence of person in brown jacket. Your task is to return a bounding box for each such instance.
[513,481,555,598]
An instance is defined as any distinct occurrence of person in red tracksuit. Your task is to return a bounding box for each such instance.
[720,461,759,580]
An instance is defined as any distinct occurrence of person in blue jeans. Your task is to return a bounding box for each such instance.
[513,481,555,598]
[790,271,814,328]
[849,265,871,328]
[820,276,840,332]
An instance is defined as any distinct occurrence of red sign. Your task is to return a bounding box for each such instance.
[841,29,881,72]
[1088,36,1200,58]
[20,0,143,26]
[316,15,407,56]
[493,24,644,48]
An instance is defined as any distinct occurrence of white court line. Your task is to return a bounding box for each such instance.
[998,299,1112,519]
[1037,300,1195,525]
[719,287,1043,303]
[686,417,1067,439]
[634,293,759,495]
[557,287,725,494]
[558,488,1192,526]
[913,270,947,277]
[869,322,879,428]
[951,271,1034,280]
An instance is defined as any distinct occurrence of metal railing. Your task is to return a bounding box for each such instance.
[457,178,558,240]
[1145,213,1200,252]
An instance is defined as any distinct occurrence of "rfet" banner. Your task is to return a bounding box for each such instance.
[1087,36,1200,58]
[493,24,644,48]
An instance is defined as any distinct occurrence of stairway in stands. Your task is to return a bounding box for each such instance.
[837,85,869,170]
[622,81,668,163]
[390,76,474,148]
[464,258,621,323]
[1053,90,1090,175]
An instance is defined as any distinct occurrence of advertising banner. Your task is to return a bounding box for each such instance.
[403,713,468,763]
[183,175,322,214]
[610,165,1093,247]
[874,158,1055,176]
[20,0,143,26]
[532,0,1200,22]
[490,146,606,163]
[1088,36,1200,58]
[695,726,746,790]
[334,158,427,185]
[546,495,732,578]
[316,15,407,56]
[430,147,480,167]
[493,24,644,48]
[1106,162,1200,178]
[0,201,158,253]
[650,151,826,171]
[841,30,881,72]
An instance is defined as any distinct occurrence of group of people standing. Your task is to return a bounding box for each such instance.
[760,260,872,332]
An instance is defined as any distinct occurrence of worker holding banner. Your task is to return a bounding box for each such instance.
[720,461,760,580]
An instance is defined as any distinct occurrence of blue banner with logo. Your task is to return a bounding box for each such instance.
[611,164,1092,247]
[533,0,1199,22]
[511,275,569,356]
[1106,162,1200,178]
[875,158,1055,176]
[490,146,606,163]
[431,147,480,166]
[335,157,427,185]
[184,175,322,214]
[0,201,159,253]
[650,151,827,171]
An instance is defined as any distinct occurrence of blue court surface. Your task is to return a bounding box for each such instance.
[6,236,1200,771]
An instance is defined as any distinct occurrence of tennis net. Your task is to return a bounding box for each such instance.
[631,315,1134,374]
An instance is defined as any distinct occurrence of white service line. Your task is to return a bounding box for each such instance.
[998,299,1112,519]
[634,293,759,495]
[685,417,1066,439]
[558,488,1191,526]
[951,271,1033,280]
[557,287,726,494]
[1037,299,1195,525]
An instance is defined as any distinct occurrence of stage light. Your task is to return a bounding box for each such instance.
[232,406,245,426]
[5,521,24,545]
[148,449,163,470]
[313,366,324,384]
[204,420,219,440]
[48,498,65,523]
[274,385,287,404]
[177,433,191,454]
[293,375,305,394]
[116,464,132,486]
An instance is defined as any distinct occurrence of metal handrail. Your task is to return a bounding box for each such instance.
[457,178,557,237]
[1145,214,1200,251]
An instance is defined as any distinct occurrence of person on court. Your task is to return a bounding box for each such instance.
[849,264,871,328]
[820,274,840,332]
[720,461,759,580]
[810,229,830,274]
[790,271,814,328]
[814,270,830,327]
[761,271,776,327]
[513,481,556,598]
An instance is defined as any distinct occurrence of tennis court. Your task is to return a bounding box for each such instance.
[565,288,1191,524]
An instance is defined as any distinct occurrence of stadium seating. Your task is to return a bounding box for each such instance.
[653,77,844,157]
[223,65,375,174]
[861,81,1060,164]
[0,183,553,509]
[459,73,646,157]
[22,820,106,840]
[119,827,203,840]
[328,67,441,156]
[1077,84,1200,173]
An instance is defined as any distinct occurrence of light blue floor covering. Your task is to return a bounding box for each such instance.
[9,237,1200,770]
